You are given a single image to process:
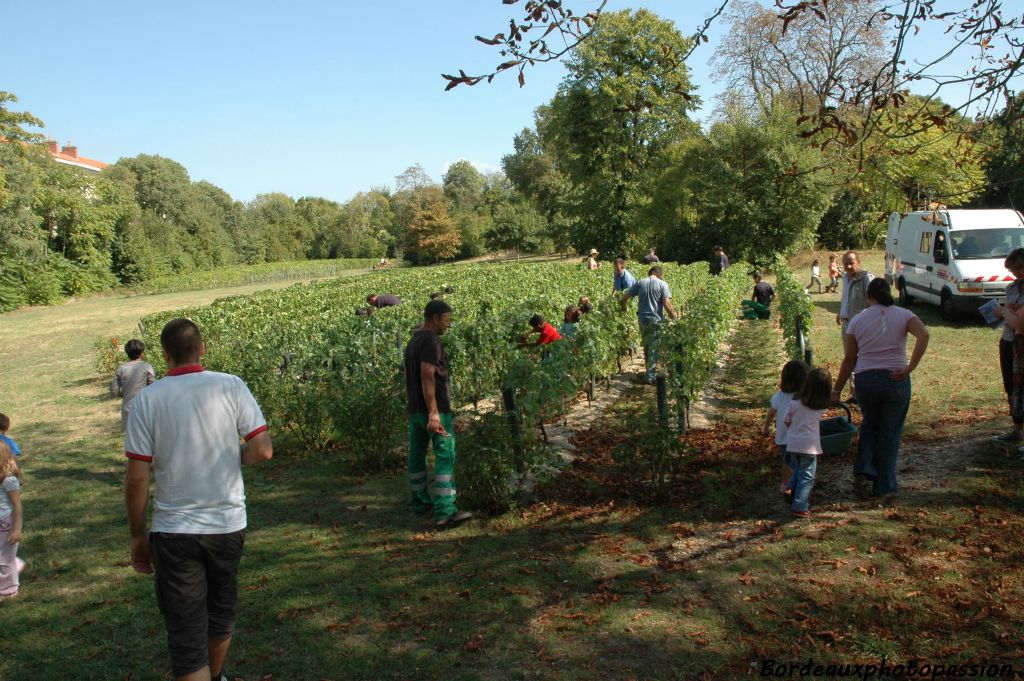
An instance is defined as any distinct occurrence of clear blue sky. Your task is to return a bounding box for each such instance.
[2,1,1004,204]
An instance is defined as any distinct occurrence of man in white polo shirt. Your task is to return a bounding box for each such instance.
[125,318,273,681]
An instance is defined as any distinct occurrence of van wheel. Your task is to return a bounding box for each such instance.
[898,280,913,307]
[940,290,958,321]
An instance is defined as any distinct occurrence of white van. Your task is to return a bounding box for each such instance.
[885,208,1024,319]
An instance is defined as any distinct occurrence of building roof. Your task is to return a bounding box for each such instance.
[48,140,108,172]
[0,136,110,172]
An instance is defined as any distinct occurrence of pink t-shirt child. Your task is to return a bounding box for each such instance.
[784,399,825,456]
[845,304,917,373]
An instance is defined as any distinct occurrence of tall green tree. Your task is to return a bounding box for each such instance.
[648,107,833,262]
[976,93,1024,211]
[0,142,45,260]
[541,9,700,256]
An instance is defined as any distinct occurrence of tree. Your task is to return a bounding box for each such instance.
[443,160,491,258]
[452,2,1023,152]
[711,0,887,116]
[109,155,192,223]
[443,160,485,214]
[0,141,45,260]
[648,106,833,262]
[405,186,461,262]
[0,91,45,148]
[541,9,700,256]
[976,93,1024,210]
[246,193,310,262]
[851,95,986,211]
[485,197,548,255]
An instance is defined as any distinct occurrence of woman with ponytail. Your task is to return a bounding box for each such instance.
[832,278,930,499]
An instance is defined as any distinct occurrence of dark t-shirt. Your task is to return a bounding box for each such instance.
[641,254,660,264]
[753,281,775,306]
[404,329,451,414]
[373,294,402,309]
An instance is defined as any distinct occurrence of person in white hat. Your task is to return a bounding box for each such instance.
[585,248,601,270]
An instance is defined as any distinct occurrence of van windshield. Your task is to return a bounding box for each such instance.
[951,228,1024,260]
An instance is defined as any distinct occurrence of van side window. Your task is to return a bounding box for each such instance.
[919,232,931,254]
[934,231,948,264]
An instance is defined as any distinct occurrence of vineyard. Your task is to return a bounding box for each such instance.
[132,257,391,296]
[121,260,749,508]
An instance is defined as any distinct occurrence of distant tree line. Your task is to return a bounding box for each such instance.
[2,3,1022,309]
[0,93,553,311]
[498,6,1023,266]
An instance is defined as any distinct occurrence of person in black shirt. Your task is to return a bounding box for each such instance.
[403,300,472,527]
[641,248,660,265]
[752,272,775,307]
[367,293,402,309]
[711,246,730,275]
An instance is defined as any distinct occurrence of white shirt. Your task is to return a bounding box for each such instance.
[125,365,267,534]
[0,476,19,518]
[770,391,795,446]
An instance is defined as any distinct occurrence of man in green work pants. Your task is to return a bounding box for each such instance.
[404,299,473,528]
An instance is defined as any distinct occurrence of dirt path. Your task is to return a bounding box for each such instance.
[548,311,997,570]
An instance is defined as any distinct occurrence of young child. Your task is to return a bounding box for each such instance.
[0,413,20,458]
[577,296,593,315]
[808,259,823,293]
[560,305,582,341]
[109,340,156,431]
[783,367,833,518]
[0,440,23,600]
[763,360,810,497]
[826,254,841,293]
[522,314,563,346]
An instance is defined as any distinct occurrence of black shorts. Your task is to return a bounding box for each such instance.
[151,530,245,677]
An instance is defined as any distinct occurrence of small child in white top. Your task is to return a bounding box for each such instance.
[0,440,24,599]
[763,360,810,496]
[808,259,822,293]
[783,367,833,518]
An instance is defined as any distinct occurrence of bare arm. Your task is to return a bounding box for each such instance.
[420,362,447,435]
[241,430,273,465]
[832,332,860,399]
[6,489,21,544]
[125,458,153,573]
[999,304,1024,332]
[664,298,676,320]
[890,317,930,381]
[763,407,777,435]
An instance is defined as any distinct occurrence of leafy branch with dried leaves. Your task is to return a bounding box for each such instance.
[442,1,608,91]
[776,0,1023,148]
[442,0,728,91]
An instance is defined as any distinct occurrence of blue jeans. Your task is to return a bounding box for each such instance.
[787,452,818,512]
[639,319,661,383]
[853,370,911,497]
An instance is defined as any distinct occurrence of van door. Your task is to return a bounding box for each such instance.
[932,229,950,299]
[904,225,934,302]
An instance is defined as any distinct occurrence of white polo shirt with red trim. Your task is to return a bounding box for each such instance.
[125,365,267,534]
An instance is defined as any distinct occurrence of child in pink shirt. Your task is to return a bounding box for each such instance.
[784,368,833,518]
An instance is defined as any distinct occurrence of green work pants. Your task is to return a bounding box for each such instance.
[407,412,458,519]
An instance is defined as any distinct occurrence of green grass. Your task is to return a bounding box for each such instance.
[793,250,1005,439]
[1,260,1023,680]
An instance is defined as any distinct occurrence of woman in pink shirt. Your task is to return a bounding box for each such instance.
[832,278,930,499]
